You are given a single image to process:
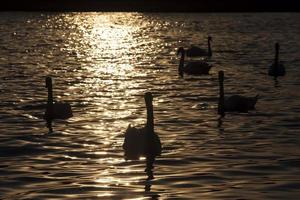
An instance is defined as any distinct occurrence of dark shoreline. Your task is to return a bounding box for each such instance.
[1,0,300,12]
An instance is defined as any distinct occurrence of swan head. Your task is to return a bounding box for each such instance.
[177,47,185,56]
[208,36,212,41]
[45,76,52,88]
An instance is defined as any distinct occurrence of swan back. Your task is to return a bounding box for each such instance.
[185,36,212,57]
[184,61,212,75]
[186,46,207,57]
[123,125,161,160]
[123,125,146,160]
[52,102,73,119]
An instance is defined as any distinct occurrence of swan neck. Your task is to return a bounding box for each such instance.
[208,39,212,56]
[179,52,185,76]
[275,46,279,66]
[145,98,154,133]
[218,73,225,117]
[46,78,53,105]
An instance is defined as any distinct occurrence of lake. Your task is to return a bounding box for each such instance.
[0,12,300,199]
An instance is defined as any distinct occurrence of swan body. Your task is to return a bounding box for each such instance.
[186,36,212,57]
[184,61,212,75]
[44,77,73,132]
[44,102,73,120]
[123,92,161,160]
[268,62,285,76]
[177,47,212,77]
[224,95,258,113]
[123,125,161,160]
[218,71,258,116]
[268,43,286,77]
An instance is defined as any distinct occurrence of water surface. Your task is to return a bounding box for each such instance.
[0,12,300,199]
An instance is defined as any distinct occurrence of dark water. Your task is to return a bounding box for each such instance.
[0,12,300,199]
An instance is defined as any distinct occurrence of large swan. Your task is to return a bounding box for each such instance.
[177,47,212,77]
[218,71,258,116]
[186,36,212,58]
[44,76,73,132]
[123,92,161,179]
[268,43,285,77]
[123,92,161,161]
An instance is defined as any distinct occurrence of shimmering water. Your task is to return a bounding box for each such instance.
[0,12,300,199]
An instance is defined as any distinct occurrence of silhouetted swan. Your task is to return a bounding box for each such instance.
[218,71,258,116]
[44,77,73,132]
[123,92,161,161]
[268,43,285,77]
[123,92,162,179]
[186,36,212,58]
[177,47,212,77]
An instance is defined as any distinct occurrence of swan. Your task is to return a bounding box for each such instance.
[186,36,212,58]
[268,43,285,77]
[43,76,73,132]
[123,92,161,161]
[218,71,258,116]
[177,47,212,77]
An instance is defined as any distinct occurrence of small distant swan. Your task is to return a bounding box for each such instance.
[177,47,212,77]
[186,36,212,58]
[218,71,258,116]
[268,43,286,77]
[44,76,73,132]
[123,92,161,161]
